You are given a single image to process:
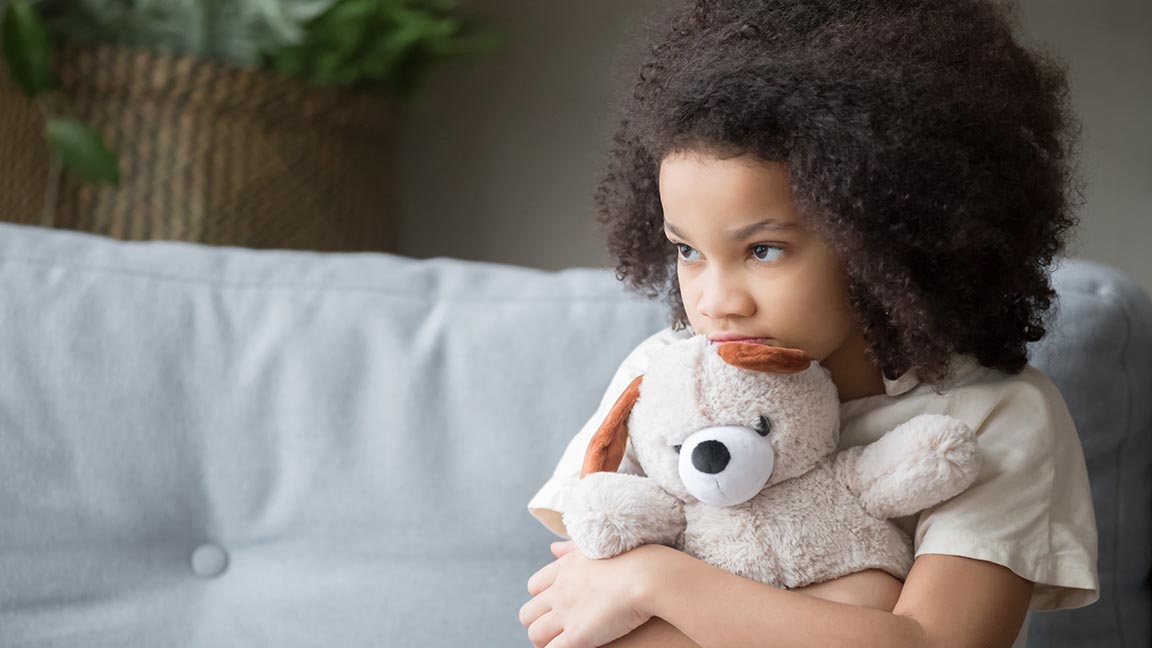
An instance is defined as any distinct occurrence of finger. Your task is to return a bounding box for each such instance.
[527,609,564,648]
[551,540,577,558]
[544,628,584,648]
[527,559,560,596]
[518,592,550,628]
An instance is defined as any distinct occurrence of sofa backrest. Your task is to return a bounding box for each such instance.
[1025,258,1152,647]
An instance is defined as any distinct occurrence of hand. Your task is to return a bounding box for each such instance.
[520,540,660,648]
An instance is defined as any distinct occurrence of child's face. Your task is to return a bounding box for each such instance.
[658,150,860,365]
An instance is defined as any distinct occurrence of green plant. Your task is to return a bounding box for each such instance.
[0,0,505,185]
[1,0,120,184]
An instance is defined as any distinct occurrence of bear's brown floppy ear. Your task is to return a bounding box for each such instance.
[716,342,811,373]
[579,374,644,478]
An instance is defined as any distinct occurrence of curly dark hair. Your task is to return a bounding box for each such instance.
[593,0,1085,388]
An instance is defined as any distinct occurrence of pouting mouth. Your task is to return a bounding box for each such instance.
[708,337,778,346]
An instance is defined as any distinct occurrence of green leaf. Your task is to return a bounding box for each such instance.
[1,0,54,97]
[254,0,508,96]
[45,117,121,185]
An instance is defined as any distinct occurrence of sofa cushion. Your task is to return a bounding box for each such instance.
[0,222,668,646]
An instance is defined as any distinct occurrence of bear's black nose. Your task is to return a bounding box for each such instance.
[692,440,730,474]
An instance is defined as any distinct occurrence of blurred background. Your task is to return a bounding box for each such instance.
[1,0,1148,292]
[399,0,1151,291]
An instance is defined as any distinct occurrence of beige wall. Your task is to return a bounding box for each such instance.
[397,0,1152,295]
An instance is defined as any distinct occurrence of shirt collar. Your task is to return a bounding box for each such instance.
[881,366,922,397]
[881,354,983,397]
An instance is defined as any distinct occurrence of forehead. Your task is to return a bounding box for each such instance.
[658,152,799,230]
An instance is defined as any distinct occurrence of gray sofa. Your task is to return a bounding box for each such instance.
[0,221,1147,647]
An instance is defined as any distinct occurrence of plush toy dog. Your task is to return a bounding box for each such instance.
[561,334,982,588]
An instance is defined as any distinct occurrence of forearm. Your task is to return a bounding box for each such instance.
[602,617,702,648]
[638,546,928,648]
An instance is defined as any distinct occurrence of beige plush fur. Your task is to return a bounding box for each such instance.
[561,334,981,588]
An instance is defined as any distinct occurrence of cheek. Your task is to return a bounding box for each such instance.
[768,273,855,348]
[804,276,857,343]
[792,249,854,314]
[795,278,850,320]
[678,275,701,315]
[808,287,854,341]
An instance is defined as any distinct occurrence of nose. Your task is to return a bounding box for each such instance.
[692,440,731,474]
[696,269,754,321]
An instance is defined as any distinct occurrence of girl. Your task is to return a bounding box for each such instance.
[520,1,1099,647]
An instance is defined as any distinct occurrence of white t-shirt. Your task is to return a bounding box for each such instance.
[527,325,1100,616]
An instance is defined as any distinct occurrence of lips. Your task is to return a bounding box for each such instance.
[707,334,777,346]
[708,332,762,341]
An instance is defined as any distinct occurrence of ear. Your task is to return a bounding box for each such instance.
[579,374,644,478]
[716,342,812,373]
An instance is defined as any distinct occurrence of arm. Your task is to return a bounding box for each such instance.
[623,546,1033,648]
[602,567,904,648]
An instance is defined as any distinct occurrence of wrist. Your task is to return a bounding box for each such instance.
[628,543,682,618]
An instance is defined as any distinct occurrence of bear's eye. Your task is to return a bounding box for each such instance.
[755,415,772,437]
[673,444,682,454]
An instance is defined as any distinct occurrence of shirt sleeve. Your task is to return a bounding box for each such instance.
[526,328,676,538]
[909,367,1100,611]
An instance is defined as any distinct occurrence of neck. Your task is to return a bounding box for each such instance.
[821,328,886,403]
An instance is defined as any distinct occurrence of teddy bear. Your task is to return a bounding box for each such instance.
[560,334,982,589]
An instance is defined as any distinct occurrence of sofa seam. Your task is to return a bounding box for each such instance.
[1096,283,1136,646]
[0,255,639,302]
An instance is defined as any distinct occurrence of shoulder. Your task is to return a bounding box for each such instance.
[618,325,695,373]
[849,354,1078,452]
[917,356,1086,497]
[644,324,695,347]
[907,355,1100,610]
[595,325,694,415]
[936,356,1076,452]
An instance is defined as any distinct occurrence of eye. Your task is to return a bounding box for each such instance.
[674,243,700,262]
[673,444,683,454]
[751,244,785,264]
[754,415,772,437]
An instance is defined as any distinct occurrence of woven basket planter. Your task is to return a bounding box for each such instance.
[0,43,400,252]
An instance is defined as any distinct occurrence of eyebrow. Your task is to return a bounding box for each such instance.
[664,218,800,241]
